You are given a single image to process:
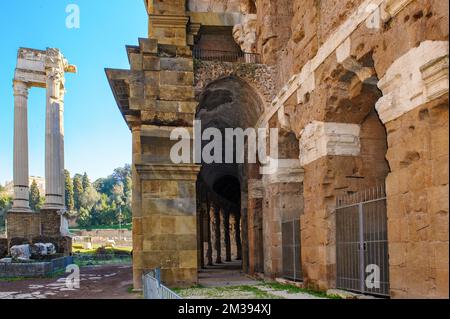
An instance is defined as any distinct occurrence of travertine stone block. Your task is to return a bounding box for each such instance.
[376,41,449,124]
[300,121,361,166]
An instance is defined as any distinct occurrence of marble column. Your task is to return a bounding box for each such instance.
[11,81,32,212]
[43,69,64,210]
[59,88,66,208]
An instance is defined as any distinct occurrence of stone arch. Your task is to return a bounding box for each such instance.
[194,60,276,106]
[195,75,268,273]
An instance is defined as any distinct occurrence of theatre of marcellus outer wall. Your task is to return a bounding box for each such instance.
[106,0,449,298]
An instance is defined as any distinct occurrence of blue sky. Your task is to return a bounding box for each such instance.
[0,1,147,185]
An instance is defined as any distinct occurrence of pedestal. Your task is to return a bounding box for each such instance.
[6,211,41,244]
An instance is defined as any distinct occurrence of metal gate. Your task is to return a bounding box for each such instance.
[282,219,302,281]
[336,185,390,296]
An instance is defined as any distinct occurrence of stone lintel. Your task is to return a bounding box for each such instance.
[300,121,361,166]
[136,164,200,181]
[376,40,449,124]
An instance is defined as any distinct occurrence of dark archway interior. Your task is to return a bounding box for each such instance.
[196,76,264,271]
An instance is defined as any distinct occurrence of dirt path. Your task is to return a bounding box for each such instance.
[0,264,140,299]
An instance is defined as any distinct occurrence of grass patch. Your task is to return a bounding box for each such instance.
[73,257,131,267]
[262,282,341,299]
[72,245,132,254]
[174,284,282,299]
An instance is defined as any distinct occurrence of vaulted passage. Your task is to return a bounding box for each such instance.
[195,76,264,273]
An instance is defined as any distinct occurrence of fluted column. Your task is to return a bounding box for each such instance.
[59,88,66,209]
[11,80,32,212]
[43,69,64,210]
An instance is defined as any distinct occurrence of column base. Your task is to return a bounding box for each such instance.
[40,208,64,237]
[39,209,72,256]
[6,210,41,243]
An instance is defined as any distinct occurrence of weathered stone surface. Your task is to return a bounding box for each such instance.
[107,0,449,298]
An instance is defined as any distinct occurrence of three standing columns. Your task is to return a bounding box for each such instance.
[8,47,76,242]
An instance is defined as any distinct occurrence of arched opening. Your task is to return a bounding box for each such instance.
[248,1,257,14]
[195,76,265,277]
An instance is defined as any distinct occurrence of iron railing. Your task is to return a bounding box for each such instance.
[193,47,261,64]
[282,219,302,282]
[142,268,183,300]
[336,185,390,297]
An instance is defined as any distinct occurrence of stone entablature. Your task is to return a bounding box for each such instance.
[299,121,361,166]
[14,48,76,88]
[376,41,449,124]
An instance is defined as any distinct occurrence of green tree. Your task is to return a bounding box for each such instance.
[79,185,100,211]
[0,193,12,231]
[82,172,91,190]
[29,180,41,211]
[73,174,83,211]
[64,169,75,212]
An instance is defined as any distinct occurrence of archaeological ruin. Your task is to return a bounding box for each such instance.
[106,0,449,298]
[6,47,76,255]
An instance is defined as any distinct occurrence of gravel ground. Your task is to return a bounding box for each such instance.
[0,264,140,299]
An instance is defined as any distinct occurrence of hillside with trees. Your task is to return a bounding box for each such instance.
[0,164,132,231]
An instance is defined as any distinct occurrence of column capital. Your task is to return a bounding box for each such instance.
[46,67,64,84]
[13,80,29,98]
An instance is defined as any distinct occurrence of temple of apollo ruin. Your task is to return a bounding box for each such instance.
[6,47,76,254]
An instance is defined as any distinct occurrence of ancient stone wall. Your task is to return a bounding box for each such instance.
[113,0,448,297]
[384,96,448,298]
[252,0,448,297]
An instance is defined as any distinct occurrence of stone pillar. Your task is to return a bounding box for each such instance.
[375,41,449,298]
[131,125,143,290]
[235,212,242,261]
[11,81,31,212]
[43,68,64,210]
[105,3,199,288]
[214,205,222,264]
[206,201,213,266]
[299,122,361,290]
[262,158,304,278]
[224,210,231,262]
[248,177,264,273]
[197,196,204,269]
